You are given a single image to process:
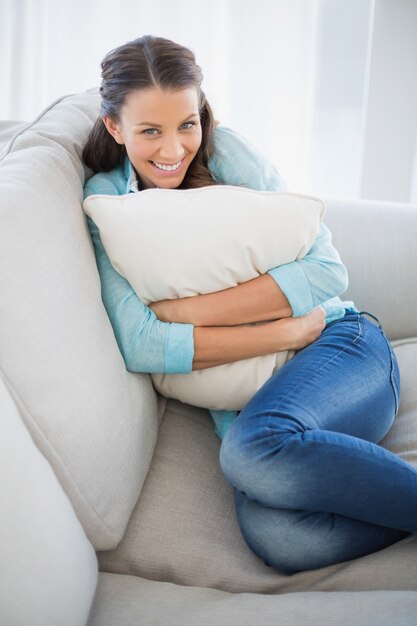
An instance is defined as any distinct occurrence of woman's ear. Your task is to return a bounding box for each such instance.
[102,117,124,145]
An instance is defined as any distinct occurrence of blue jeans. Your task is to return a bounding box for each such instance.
[219,310,416,575]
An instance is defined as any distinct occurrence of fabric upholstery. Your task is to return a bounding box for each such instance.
[88,573,417,626]
[0,90,159,550]
[0,372,98,626]
[83,188,324,410]
[98,340,417,594]
[0,120,28,153]
[325,198,417,340]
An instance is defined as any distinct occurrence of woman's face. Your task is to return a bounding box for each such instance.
[103,86,203,189]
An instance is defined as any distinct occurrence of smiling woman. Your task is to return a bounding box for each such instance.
[81,34,417,577]
[102,88,203,189]
[82,36,219,190]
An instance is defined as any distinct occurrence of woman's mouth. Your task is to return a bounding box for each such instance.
[149,158,185,174]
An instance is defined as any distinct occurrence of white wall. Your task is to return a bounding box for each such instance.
[2,0,417,202]
[360,0,417,203]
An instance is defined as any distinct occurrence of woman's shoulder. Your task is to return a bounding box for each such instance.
[209,125,259,182]
[210,125,286,191]
[212,124,260,154]
[83,158,130,200]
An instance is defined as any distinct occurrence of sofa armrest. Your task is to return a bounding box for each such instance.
[324,197,417,340]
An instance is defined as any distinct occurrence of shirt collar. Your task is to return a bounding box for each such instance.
[123,156,140,194]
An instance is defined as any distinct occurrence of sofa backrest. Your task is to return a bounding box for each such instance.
[0,372,98,626]
[325,197,417,341]
[0,90,159,550]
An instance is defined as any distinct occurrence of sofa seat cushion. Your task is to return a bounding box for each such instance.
[88,573,417,626]
[97,339,417,593]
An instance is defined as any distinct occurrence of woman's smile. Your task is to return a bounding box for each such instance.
[149,158,185,174]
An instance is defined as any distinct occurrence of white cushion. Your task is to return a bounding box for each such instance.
[0,372,98,626]
[0,90,159,551]
[83,187,325,409]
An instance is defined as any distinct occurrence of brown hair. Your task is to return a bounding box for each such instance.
[82,35,221,189]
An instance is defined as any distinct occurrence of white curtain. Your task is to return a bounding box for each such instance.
[1,0,417,202]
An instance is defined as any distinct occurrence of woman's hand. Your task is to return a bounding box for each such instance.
[191,305,326,370]
[276,306,326,351]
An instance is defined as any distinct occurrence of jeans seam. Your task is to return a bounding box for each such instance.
[307,313,362,378]
[379,331,400,416]
[353,313,362,344]
[358,312,399,416]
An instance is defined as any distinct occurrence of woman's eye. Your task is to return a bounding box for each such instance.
[142,122,195,136]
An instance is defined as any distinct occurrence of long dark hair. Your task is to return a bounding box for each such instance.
[83,35,221,189]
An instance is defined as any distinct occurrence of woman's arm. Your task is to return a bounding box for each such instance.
[150,222,349,327]
[150,274,292,326]
[192,306,326,370]
[266,222,348,317]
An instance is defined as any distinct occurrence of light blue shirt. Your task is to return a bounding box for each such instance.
[83,125,355,438]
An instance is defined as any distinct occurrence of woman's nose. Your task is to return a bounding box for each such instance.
[159,135,184,161]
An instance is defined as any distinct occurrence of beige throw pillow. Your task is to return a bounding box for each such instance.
[83,185,325,410]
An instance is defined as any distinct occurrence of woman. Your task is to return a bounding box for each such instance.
[83,35,415,575]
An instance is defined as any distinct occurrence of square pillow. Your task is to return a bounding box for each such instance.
[83,186,325,410]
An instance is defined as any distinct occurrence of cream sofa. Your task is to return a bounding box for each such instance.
[1,90,417,626]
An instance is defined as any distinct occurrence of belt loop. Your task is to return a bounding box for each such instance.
[358,310,383,328]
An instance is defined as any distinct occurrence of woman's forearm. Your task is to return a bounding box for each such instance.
[192,322,283,370]
[192,306,326,370]
[151,274,292,327]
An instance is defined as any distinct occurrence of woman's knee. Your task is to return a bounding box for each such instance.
[235,493,339,575]
[233,490,314,575]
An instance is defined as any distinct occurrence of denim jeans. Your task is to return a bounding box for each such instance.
[219,310,416,575]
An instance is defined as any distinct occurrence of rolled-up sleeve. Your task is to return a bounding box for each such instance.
[267,223,349,317]
[209,125,288,192]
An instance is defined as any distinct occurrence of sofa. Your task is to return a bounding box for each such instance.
[1,89,417,626]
